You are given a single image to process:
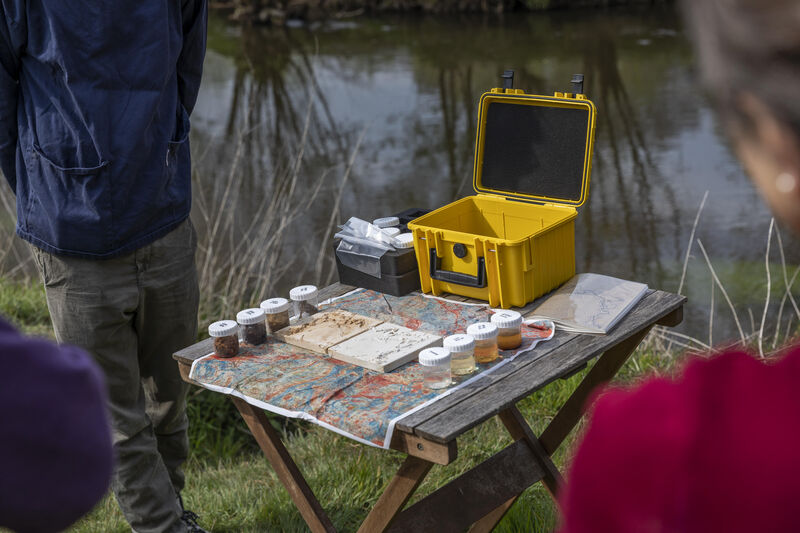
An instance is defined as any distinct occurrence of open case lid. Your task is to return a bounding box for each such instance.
[473,74,597,207]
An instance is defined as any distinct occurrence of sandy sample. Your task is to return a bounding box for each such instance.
[328,323,443,373]
[275,309,383,353]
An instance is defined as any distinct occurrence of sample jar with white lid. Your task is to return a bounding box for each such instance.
[491,310,523,350]
[237,308,267,345]
[444,334,476,375]
[382,227,401,238]
[373,216,400,228]
[209,320,239,358]
[290,285,319,319]
[467,322,499,364]
[260,297,291,333]
[418,347,452,390]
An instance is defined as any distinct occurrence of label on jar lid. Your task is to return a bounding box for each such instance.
[236,308,266,325]
[467,322,498,340]
[419,347,451,366]
[444,334,475,352]
[490,310,522,329]
[290,285,318,301]
[209,320,238,337]
[261,297,290,313]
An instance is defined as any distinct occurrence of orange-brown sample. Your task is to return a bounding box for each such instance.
[474,338,499,363]
[497,330,522,350]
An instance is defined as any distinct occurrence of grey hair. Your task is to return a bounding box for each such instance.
[681,0,800,136]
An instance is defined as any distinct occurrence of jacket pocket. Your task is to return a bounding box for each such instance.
[165,106,191,217]
[167,105,191,161]
[25,145,113,255]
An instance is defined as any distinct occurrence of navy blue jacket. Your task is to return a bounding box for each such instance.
[0,1,207,258]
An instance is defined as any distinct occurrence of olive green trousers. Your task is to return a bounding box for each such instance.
[30,219,199,533]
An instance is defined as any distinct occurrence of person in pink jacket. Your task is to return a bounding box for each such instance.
[559,1,800,531]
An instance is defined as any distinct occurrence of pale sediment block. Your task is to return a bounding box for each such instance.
[275,309,383,353]
[328,323,443,373]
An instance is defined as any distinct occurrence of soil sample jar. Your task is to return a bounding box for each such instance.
[382,227,401,238]
[290,285,319,319]
[418,347,452,390]
[491,310,523,350]
[209,320,239,358]
[237,308,267,345]
[260,297,291,334]
[444,334,476,375]
[467,322,499,364]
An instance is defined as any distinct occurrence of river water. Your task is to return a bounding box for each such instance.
[22,6,793,345]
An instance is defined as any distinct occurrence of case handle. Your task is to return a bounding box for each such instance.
[429,248,487,289]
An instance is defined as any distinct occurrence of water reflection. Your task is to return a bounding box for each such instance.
[0,6,790,344]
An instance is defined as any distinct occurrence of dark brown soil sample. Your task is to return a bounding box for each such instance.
[214,335,239,358]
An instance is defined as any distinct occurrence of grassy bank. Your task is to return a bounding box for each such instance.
[0,279,685,532]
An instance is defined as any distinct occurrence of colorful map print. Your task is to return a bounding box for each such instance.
[190,290,554,447]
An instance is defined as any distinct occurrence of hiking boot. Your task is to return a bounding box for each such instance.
[178,494,210,533]
[180,508,209,533]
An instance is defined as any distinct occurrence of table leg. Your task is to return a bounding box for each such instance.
[469,328,653,533]
[467,406,564,533]
[466,497,517,533]
[357,455,433,533]
[499,407,563,497]
[231,397,337,533]
[539,327,651,456]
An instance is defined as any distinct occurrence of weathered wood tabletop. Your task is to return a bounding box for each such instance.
[174,282,686,532]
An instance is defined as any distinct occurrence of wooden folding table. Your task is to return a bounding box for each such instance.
[174,282,685,532]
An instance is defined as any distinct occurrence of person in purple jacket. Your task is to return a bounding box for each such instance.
[0,316,113,533]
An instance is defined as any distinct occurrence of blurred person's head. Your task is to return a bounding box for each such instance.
[682,0,800,233]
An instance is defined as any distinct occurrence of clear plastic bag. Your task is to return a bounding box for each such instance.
[334,217,398,278]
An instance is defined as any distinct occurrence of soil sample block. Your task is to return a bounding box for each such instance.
[275,309,383,354]
[328,323,443,373]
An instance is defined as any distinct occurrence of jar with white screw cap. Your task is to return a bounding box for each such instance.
[260,297,291,333]
[418,347,452,390]
[467,322,499,363]
[290,285,319,319]
[443,334,476,375]
[237,308,267,345]
[209,320,239,358]
[491,310,523,350]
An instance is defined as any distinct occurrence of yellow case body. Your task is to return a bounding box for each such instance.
[408,88,597,308]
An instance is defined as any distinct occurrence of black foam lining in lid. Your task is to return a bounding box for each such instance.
[478,100,592,204]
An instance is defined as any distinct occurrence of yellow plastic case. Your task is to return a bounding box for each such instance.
[408,75,597,308]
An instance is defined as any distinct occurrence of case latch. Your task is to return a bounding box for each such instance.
[501,70,514,90]
[555,73,586,99]
[571,74,584,95]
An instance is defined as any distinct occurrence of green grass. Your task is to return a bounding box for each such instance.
[0,277,52,338]
[0,279,686,532]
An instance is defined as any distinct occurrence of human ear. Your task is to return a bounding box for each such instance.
[733,93,800,233]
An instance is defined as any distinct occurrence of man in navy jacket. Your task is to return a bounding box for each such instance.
[0,2,209,531]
